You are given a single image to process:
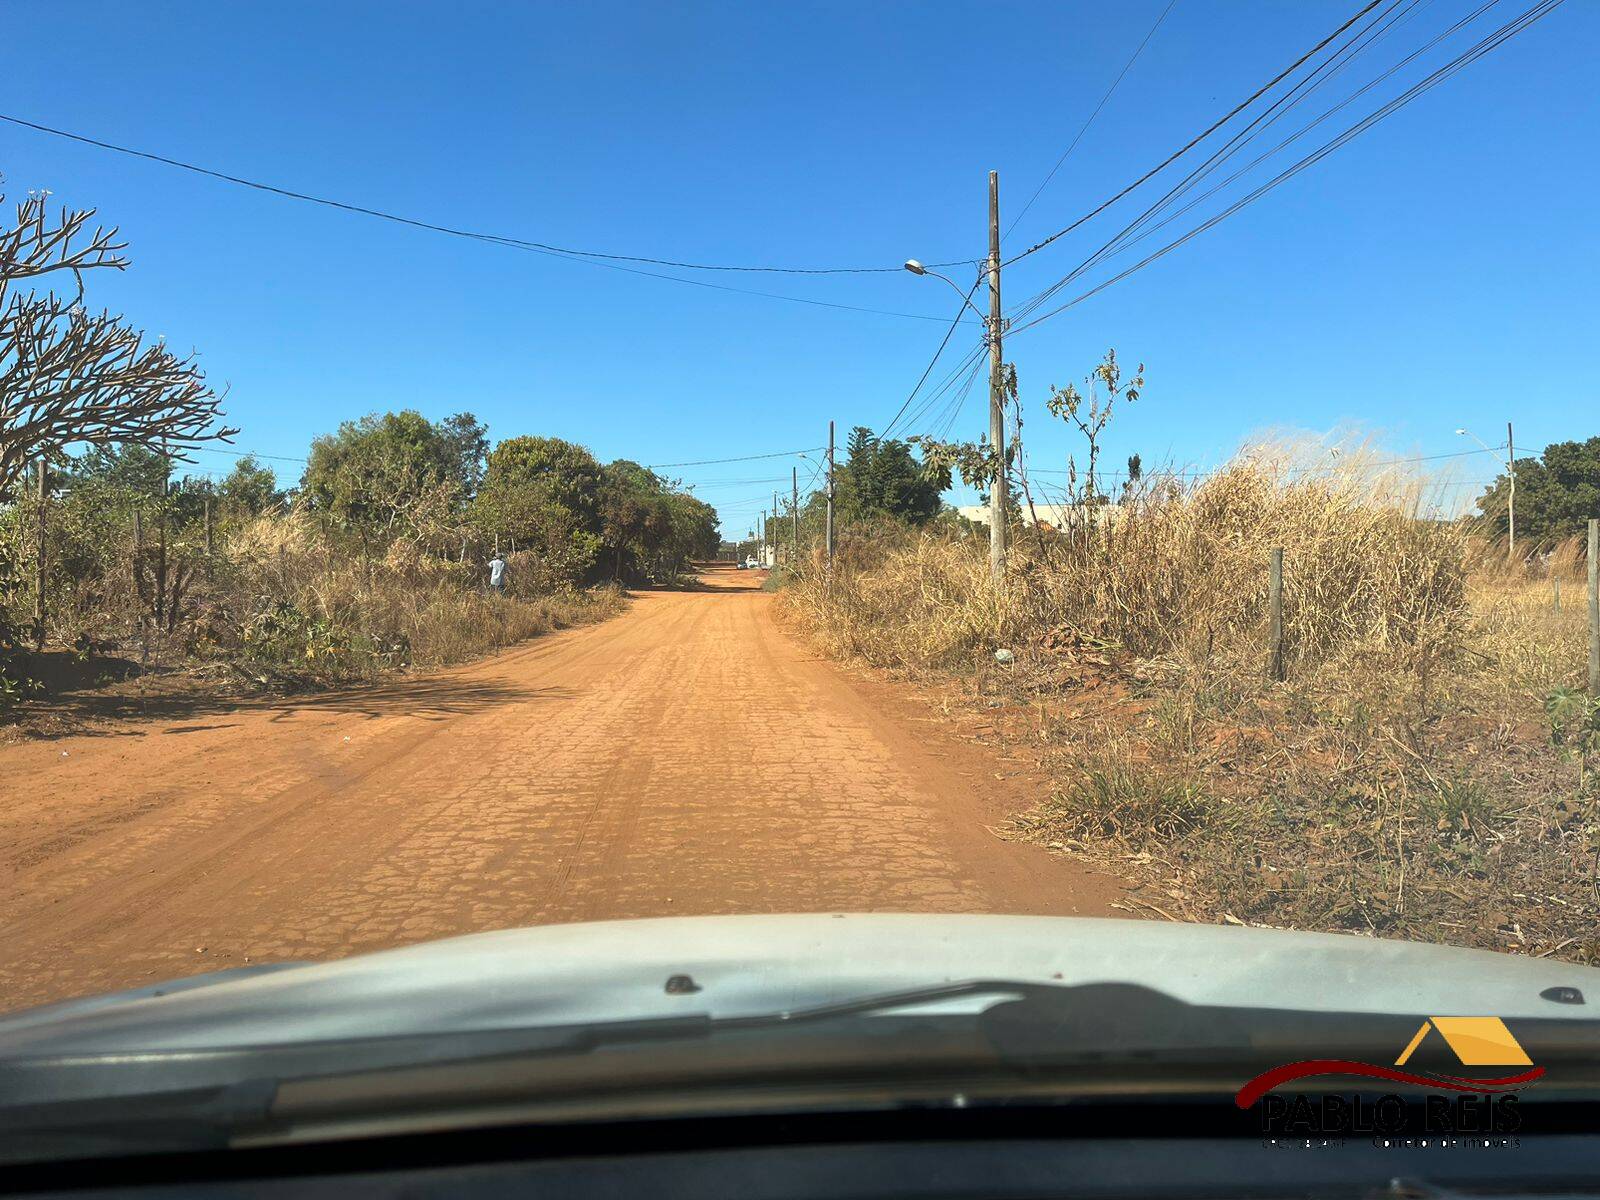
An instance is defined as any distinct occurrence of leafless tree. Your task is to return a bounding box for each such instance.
[0,190,235,499]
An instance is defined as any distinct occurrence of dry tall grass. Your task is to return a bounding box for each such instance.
[788,446,1470,679]
[779,450,1599,963]
[213,513,623,682]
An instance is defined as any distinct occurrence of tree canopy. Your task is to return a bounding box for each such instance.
[1477,438,1600,546]
[302,410,479,544]
[834,426,945,525]
[218,454,283,517]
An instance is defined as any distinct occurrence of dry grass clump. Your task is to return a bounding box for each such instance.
[785,446,1470,679]
[780,449,1599,963]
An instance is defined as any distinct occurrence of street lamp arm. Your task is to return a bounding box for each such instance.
[905,260,987,325]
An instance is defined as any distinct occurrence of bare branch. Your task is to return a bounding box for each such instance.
[0,191,233,499]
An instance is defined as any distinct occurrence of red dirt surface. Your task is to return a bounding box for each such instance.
[0,565,1123,1012]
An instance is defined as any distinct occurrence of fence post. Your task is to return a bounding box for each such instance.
[1268,547,1285,682]
[1554,577,1561,612]
[204,495,213,557]
[34,458,46,651]
[1588,519,1598,695]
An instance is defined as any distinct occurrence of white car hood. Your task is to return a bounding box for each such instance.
[1,914,1595,1055]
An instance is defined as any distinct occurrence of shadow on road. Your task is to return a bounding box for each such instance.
[18,674,571,740]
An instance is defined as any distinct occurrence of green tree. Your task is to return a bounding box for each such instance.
[439,412,489,499]
[217,454,283,517]
[301,410,460,543]
[475,436,605,581]
[1477,438,1600,546]
[597,459,666,580]
[835,426,945,525]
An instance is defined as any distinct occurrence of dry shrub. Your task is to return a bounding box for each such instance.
[167,511,624,686]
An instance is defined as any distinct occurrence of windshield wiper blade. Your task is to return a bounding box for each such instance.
[0,1078,278,1160]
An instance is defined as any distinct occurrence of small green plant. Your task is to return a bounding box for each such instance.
[1545,685,1600,791]
[1060,758,1214,840]
[1421,775,1497,834]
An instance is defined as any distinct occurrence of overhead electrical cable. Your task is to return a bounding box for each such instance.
[1001,0,1388,268]
[1005,0,1478,328]
[1004,0,1563,340]
[0,111,976,276]
[880,273,985,440]
[1004,0,1424,328]
[1006,0,1180,238]
[645,447,822,468]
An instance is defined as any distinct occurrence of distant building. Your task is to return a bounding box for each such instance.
[955,503,1122,531]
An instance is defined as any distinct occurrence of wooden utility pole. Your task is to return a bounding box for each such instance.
[1588,519,1598,695]
[792,467,799,565]
[33,458,46,650]
[1268,548,1285,682]
[132,506,147,664]
[986,169,1006,582]
[825,420,835,572]
[1506,421,1516,564]
[772,493,779,566]
[155,454,169,628]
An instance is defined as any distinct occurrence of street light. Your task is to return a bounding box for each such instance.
[903,260,988,324]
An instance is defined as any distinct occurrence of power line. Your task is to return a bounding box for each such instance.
[1001,0,1387,268]
[1004,0,1418,328]
[184,445,308,464]
[0,111,981,279]
[1005,0,1563,340]
[928,355,990,442]
[680,475,793,489]
[1026,443,1508,479]
[1005,0,1460,328]
[1006,0,1180,238]
[897,341,989,440]
[880,273,985,440]
[645,447,821,468]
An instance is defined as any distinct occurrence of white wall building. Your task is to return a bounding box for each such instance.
[955,503,1122,530]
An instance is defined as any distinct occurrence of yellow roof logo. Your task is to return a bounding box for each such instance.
[1394,1017,1533,1068]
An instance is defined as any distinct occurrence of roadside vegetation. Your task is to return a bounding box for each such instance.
[779,353,1600,965]
[0,420,715,713]
[0,187,715,719]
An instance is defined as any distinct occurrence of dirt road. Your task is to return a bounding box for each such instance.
[0,566,1118,1011]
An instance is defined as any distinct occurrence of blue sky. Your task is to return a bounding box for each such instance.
[3,0,1595,536]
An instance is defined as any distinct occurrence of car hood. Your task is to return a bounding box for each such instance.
[2,914,1595,1055]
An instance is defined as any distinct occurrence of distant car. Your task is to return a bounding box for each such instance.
[734,560,747,569]
[745,557,759,569]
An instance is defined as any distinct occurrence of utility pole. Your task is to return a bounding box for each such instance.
[1589,519,1598,696]
[986,169,1006,582]
[792,467,799,566]
[34,458,46,651]
[825,420,835,573]
[1506,421,1516,565]
[772,493,779,567]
